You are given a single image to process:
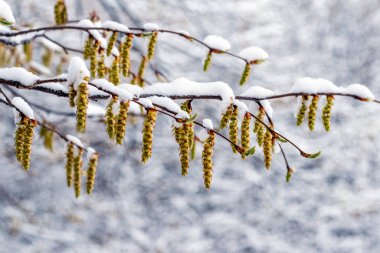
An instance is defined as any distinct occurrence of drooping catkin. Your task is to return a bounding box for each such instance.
[54,0,67,25]
[105,97,117,139]
[263,127,273,169]
[322,95,334,132]
[308,95,319,131]
[137,56,148,87]
[74,149,83,198]
[203,50,212,72]
[220,104,233,129]
[65,143,74,187]
[76,80,89,132]
[121,34,133,77]
[22,119,37,170]
[202,132,215,189]
[179,125,190,176]
[147,32,158,60]
[68,85,76,108]
[254,107,265,147]
[240,112,251,159]
[42,49,52,67]
[296,95,309,126]
[86,153,98,194]
[110,56,120,85]
[107,32,118,56]
[229,105,238,153]
[14,117,28,165]
[40,125,54,151]
[141,109,157,163]
[83,36,94,60]
[239,63,251,86]
[23,43,32,62]
[181,101,194,154]
[97,49,106,78]
[115,101,130,145]
[90,41,100,77]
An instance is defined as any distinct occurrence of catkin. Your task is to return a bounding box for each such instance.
[141,109,157,163]
[83,36,94,60]
[97,49,106,78]
[54,0,67,25]
[105,97,117,139]
[308,95,319,131]
[203,50,212,72]
[40,126,54,151]
[202,132,215,189]
[179,125,190,176]
[86,154,98,194]
[115,101,130,145]
[263,127,273,169]
[76,81,89,132]
[65,143,74,187]
[23,43,32,62]
[220,104,233,129]
[254,107,265,147]
[110,57,120,85]
[229,105,238,153]
[90,41,100,77]
[107,32,118,56]
[147,32,158,60]
[42,49,52,67]
[137,56,148,87]
[181,101,194,154]
[121,34,133,77]
[74,149,83,198]
[22,119,36,170]
[241,112,251,159]
[68,85,76,108]
[14,117,28,165]
[296,95,309,126]
[239,63,251,85]
[322,95,334,132]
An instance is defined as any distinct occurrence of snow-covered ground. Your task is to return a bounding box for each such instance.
[1,0,380,252]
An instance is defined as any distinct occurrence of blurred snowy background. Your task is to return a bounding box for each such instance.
[1,0,380,252]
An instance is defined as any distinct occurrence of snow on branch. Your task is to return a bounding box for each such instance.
[0,0,15,26]
[203,35,231,52]
[11,97,34,119]
[0,67,40,86]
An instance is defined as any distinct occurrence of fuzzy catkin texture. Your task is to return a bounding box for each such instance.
[229,106,238,153]
[308,95,319,131]
[296,95,309,126]
[40,126,54,151]
[90,41,100,77]
[240,112,251,159]
[141,110,158,163]
[14,117,28,166]
[115,101,130,145]
[83,36,94,60]
[137,56,148,87]
[110,57,120,85]
[220,104,233,129]
[74,149,83,198]
[68,85,76,108]
[254,107,265,147]
[97,49,106,78]
[181,101,194,155]
[179,125,190,176]
[105,97,117,139]
[239,63,251,86]
[202,132,215,189]
[147,32,158,60]
[203,51,212,72]
[22,119,36,170]
[76,82,89,132]
[86,155,98,194]
[322,95,334,132]
[263,128,273,169]
[107,32,118,56]
[54,0,67,25]
[65,143,74,187]
[121,34,133,77]
[23,43,32,62]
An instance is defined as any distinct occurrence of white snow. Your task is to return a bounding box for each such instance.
[29,61,52,76]
[202,119,214,130]
[128,102,143,115]
[102,21,130,33]
[137,98,153,109]
[148,96,189,119]
[36,37,63,52]
[0,67,39,86]
[87,103,106,116]
[67,56,90,89]
[197,129,209,142]
[66,135,83,148]
[0,0,15,25]
[291,77,340,94]
[238,46,269,62]
[91,79,133,101]
[143,23,160,31]
[232,99,249,115]
[76,19,107,49]
[11,97,34,119]
[176,30,190,37]
[86,147,97,158]
[343,84,375,101]
[240,86,274,99]
[203,35,231,52]
[119,83,143,97]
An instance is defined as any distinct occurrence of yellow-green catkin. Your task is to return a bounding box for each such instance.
[110,57,120,85]
[42,49,52,67]
[147,32,158,60]
[254,107,265,147]
[141,109,157,163]
[65,143,74,187]
[83,36,94,60]
[86,154,98,194]
[137,56,148,87]
[68,85,76,108]
[105,96,117,139]
[239,63,251,86]
[22,119,37,170]
[240,112,251,159]
[263,127,273,169]
[14,117,28,165]
[202,132,215,190]
[121,34,133,77]
[203,50,212,72]
[97,48,106,78]
[39,126,54,151]
[23,43,32,62]
[322,95,334,132]
[90,41,100,77]
[308,95,319,131]
[115,101,130,145]
[181,101,194,154]
[229,105,238,153]
[74,149,83,198]
[296,95,309,126]
[220,104,233,129]
[54,0,67,25]
[107,32,118,56]
[76,79,89,132]
[179,126,190,176]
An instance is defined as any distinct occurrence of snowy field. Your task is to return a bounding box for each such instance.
[1,0,380,252]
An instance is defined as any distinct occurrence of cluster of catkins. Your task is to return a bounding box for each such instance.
[14,115,37,170]
[65,143,98,198]
[296,95,334,131]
